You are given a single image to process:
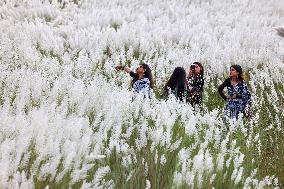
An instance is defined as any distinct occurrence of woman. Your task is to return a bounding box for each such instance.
[115,63,153,98]
[187,62,204,106]
[164,67,187,101]
[218,64,252,119]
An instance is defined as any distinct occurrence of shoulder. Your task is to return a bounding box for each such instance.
[220,78,230,86]
[130,71,138,78]
[218,78,230,90]
[224,78,231,86]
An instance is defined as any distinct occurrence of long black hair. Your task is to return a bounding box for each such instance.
[164,67,187,100]
[131,63,154,88]
[141,63,154,88]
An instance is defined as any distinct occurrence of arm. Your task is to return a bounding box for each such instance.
[129,71,138,79]
[115,65,131,73]
[218,78,230,101]
[124,67,131,73]
[115,65,137,77]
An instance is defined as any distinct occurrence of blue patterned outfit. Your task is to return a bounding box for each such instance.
[130,72,151,98]
[218,78,252,119]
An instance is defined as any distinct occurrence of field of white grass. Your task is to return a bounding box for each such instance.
[0,0,284,188]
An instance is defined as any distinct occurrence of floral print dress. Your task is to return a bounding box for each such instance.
[218,78,252,119]
[187,74,204,106]
[133,78,151,98]
[130,72,151,98]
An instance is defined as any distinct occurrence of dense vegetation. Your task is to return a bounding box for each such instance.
[0,0,283,188]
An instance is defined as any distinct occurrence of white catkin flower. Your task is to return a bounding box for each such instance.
[173,172,183,186]
[192,149,205,177]
[274,177,279,187]
[234,167,243,185]
[86,154,106,162]
[234,153,244,169]
[231,169,238,182]
[204,150,213,172]
[144,161,148,176]
[81,166,111,189]
[226,157,232,168]
[160,155,166,165]
[244,177,252,188]
[170,139,182,151]
[217,155,224,171]
[210,174,216,184]
[145,179,151,189]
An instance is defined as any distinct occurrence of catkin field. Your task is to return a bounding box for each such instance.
[0,0,284,188]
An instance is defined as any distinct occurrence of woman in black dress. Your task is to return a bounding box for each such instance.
[186,62,204,107]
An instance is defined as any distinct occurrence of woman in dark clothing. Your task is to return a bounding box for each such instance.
[218,65,252,120]
[164,67,187,101]
[115,63,154,98]
[187,62,204,106]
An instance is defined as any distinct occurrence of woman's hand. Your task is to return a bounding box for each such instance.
[115,65,124,71]
[115,65,131,73]
[187,69,194,78]
[227,94,237,100]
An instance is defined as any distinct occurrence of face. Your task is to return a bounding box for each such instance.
[136,65,145,74]
[229,67,239,78]
[193,64,202,74]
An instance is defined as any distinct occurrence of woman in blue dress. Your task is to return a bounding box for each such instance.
[115,63,153,98]
[218,65,252,120]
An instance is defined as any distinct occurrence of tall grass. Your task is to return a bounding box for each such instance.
[0,0,283,188]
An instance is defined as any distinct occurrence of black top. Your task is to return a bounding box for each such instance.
[187,74,204,105]
[129,71,138,80]
[218,78,242,100]
[218,78,230,100]
[129,71,139,87]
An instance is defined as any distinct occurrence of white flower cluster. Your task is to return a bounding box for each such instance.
[0,0,283,188]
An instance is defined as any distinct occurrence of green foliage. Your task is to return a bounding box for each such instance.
[204,77,224,112]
